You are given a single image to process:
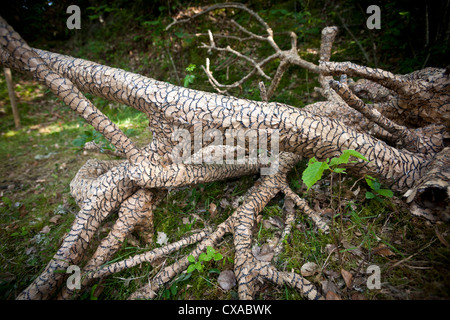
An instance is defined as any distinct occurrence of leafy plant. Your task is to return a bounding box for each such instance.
[365,175,394,200]
[183,64,196,88]
[186,246,223,273]
[302,149,368,190]
[11,226,28,237]
[2,196,12,208]
[162,272,192,299]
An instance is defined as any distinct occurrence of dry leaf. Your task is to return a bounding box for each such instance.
[301,262,319,277]
[209,203,217,219]
[341,239,363,257]
[373,243,396,257]
[326,291,341,300]
[435,228,449,247]
[182,217,191,225]
[351,292,366,300]
[220,198,230,209]
[321,279,335,293]
[252,244,274,262]
[322,208,334,218]
[410,203,438,222]
[0,272,15,283]
[26,247,36,255]
[231,197,243,209]
[40,225,51,234]
[341,268,353,288]
[218,270,236,291]
[156,232,168,246]
[49,215,61,224]
[262,216,284,230]
[352,186,360,196]
[325,244,337,255]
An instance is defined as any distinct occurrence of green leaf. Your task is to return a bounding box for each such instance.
[90,284,98,300]
[195,262,204,272]
[183,74,195,87]
[163,289,170,299]
[332,167,346,174]
[72,137,86,147]
[365,192,376,199]
[302,159,329,190]
[330,150,368,167]
[143,20,161,26]
[376,189,394,198]
[124,128,137,136]
[186,264,196,273]
[213,253,223,261]
[365,176,375,190]
[208,268,221,274]
[174,32,185,38]
[170,284,178,296]
[2,196,12,207]
[199,252,211,262]
[187,255,196,263]
[206,246,215,257]
[372,181,381,191]
[185,64,196,72]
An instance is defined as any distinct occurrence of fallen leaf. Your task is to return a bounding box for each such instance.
[182,217,191,225]
[218,270,236,291]
[262,216,284,230]
[156,232,168,246]
[231,196,243,209]
[341,239,363,257]
[435,227,449,247]
[209,203,217,219]
[323,269,339,279]
[126,235,140,247]
[322,208,335,218]
[0,272,15,283]
[26,247,36,255]
[410,203,438,222]
[373,243,396,257]
[256,215,262,224]
[351,292,366,300]
[49,215,61,224]
[341,268,353,288]
[301,262,319,277]
[325,244,337,255]
[220,198,230,209]
[40,225,51,234]
[326,290,341,300]
[352,186,360,196]
[91,284,105,298]
[252,244,274,262]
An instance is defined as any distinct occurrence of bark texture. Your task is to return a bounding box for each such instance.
[0,9,448,300]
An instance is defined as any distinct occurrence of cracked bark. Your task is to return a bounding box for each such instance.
[0,11,448,300]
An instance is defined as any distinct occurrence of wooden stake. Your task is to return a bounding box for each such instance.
[3,68,20,129]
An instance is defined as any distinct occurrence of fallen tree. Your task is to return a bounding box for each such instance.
[0,3,448,300]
